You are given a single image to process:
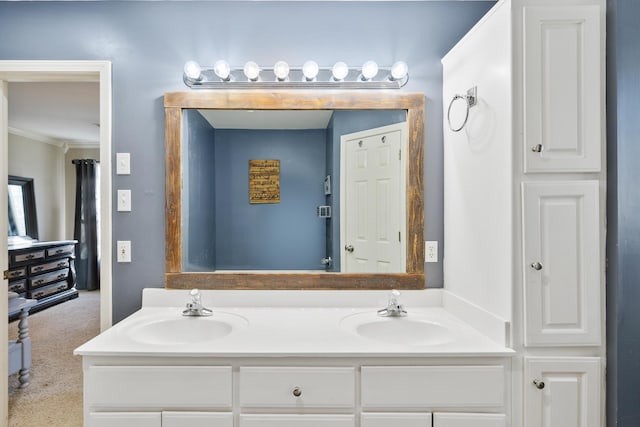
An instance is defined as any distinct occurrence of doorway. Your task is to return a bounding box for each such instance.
[0,60,112,423]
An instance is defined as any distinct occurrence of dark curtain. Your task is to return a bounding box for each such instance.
[73,159,100,291]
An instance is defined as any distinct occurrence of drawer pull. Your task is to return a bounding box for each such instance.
[292,387,302,397]
[532,379,545,390]
[33,266,44,273]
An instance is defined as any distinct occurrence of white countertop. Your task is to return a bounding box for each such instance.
[75,289,513,358]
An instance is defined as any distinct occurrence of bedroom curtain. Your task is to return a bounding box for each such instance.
[73,159,100,291]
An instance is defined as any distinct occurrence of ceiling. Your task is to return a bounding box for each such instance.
[8,82,100,146]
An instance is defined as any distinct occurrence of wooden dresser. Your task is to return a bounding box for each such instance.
[7,240,79,319]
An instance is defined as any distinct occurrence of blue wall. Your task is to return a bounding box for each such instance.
[607,0,640,425]
[214,129,326,270]
[0,1,494,321]
[183,109,217,271]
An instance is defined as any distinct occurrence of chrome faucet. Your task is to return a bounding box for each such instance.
[377,289,407,317]
[182,289,213,317]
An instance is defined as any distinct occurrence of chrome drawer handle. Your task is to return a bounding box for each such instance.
[533,379,545,389]
[292,387,302,397]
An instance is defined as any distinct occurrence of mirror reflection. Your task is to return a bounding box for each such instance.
[182,109,407,273]
[8,175,39,243]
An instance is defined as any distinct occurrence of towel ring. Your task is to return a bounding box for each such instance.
[447,87,477,133]
[447,94,470,132]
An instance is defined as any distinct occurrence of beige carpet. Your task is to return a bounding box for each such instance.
[8,290,101,427]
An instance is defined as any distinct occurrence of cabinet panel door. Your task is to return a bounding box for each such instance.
[239,414,355,427]
[362,412,432,427]
[525,357,601,427]
[434,412,506,427]
[523,5,601,172]
[163,412,233,427]
[88,412,161,427]
[522,181,601,346]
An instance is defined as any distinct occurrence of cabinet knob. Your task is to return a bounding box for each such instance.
[531,144,544,153]
[531,261,543,271]
[533,379,545,389]
[344,245,354,253]
[292,387,302,397]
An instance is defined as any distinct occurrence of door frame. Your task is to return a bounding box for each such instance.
[0,60,113,423]
[340,122,408,273]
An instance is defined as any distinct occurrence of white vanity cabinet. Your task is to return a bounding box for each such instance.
[81,358,510,427]
[521,181,601,347]
[524,357,601,427]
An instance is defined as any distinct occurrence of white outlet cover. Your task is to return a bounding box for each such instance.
[117,240,131,263]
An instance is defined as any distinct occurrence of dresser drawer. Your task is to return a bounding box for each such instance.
[13,249,45,264]
[86,366,232,410]
[46,244,74,258]
[239,367,355,409]
[8,279,27,294]
[29,280,68,299]
[361,366,505,409]
[30,258,69,275]
[7,266,26,280]
[30,269,69,289]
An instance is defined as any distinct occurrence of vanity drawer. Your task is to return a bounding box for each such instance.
[361,412,432,427]
[86,366,233,410]
[30,269,69,289]
[30,258,69,275]
[239,367,355,409]
[361,366,505,409]
[13,249,45,264]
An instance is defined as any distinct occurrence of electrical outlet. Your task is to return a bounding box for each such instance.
[117,240,131,263]
[425,241,438,263]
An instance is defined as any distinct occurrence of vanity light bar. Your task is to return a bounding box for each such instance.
[182,60,409,89]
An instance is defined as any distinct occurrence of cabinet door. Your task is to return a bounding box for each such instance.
[163,411,233,427]
[525,357,601,427]
[88,412,161,427]
[523,5,601,173]
[362,412,432,427]
[239,414,354,427]
[434,413,506,427]
[522,181,601,346]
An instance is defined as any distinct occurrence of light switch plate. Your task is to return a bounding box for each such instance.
[116,152,131,175]
[117,240,131,263]
[117,189,131,212]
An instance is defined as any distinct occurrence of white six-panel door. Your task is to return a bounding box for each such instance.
[341,123,406,273]
[522,181,601,346]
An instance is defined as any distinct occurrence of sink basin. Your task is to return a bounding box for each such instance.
[340,312,451,346]
[124,312,248,345]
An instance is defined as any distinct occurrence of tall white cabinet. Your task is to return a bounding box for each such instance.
[442,1,605,426]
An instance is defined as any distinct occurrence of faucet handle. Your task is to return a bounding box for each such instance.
[388,289,401,304]
[189,288,201,302]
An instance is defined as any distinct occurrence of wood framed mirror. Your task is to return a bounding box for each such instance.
[164,90,424,290]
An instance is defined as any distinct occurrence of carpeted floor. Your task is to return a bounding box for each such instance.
[8,290,101,427]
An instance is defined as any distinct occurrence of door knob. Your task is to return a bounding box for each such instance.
[344,245,354,253]
[531,261,543,271]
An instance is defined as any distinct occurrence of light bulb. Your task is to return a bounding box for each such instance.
[183,60,202,81]
[243,61,260,81]
[213,60,231,81]
[361,60,379,81]
[332,61,349,81]
[302,60,319,81]
[390,61,409,81]
[273,61,290,81]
